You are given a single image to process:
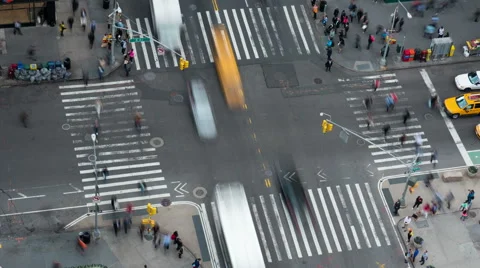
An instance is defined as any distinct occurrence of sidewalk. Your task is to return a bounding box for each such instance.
[0,203,212,268]
[382,168,480,267]
[0,0,122,86]
[311,0,480,71]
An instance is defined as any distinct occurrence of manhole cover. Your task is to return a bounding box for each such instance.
[143,72,156,81]
[469,211,477,218]
[265,170,273,176]
[150,137,164,148]
[314,78,322,84]
[193,187,207,199]
[62,123,71,130]
[88,155,97,162]
[161,198,171,207]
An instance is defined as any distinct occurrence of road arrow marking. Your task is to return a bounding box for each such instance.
[172,181,188,197]
[283,172,296,182]
[317,169,328,182]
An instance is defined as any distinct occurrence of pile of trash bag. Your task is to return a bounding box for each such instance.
[14,66,71,83]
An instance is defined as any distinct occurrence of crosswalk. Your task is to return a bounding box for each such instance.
[340,73,437,173]
[125,4,320,70]
[208,182,390,263]
[59,80,170,210]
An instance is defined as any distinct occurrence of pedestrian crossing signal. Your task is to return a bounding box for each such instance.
[322,120,333,134]
[146,203,157,216]
[179,58,190,70]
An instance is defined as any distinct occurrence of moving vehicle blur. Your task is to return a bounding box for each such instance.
[187,78,217,140]
[211,24,245,110]
[443,93,480,119]
[149,0,182,51]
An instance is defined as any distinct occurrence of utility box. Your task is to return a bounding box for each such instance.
[430,37,453,60]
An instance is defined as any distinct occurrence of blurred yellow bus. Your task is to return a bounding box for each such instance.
[212,24,245,110]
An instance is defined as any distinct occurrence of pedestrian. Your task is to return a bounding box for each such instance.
[413,196,423,209]
[366,115,373,130]
[460,201,469,212]
[113,220,119,236]
[423,203,431,219]
[461,209,468,221]
[72,0,79,14]
[357,8,363,23]
[326,47,332,59]
[446,191,454,209]
[399,133,406,146]
[382,124,390,139]
[412,248,420,262]
[128,49,135,62]
[386,95,394,112]
[405,248,412,263]
[475,8,480,22]
[192,258,202,268]
[393,199,401,215]
[67,16,74,30]
[311,0,316,6]
[176,237,183,251]
[139,224,145,241]
[355,34,360,49]
[90,20,96,33]
[363,96,372,110]
[325,59,333,72]
[398,17,404,32]
[333,8,339,18]
[312,4,319,19]
[59,21,66,36]
[407,228,413,242]
[98,65,104,80]
[403,216,411,231]
[171,231,178,242]
[430,149,437,167]
[121,39,127,55]
[438,26,445,38]
[393,16,399,29]
[178,242,184,258]
[337,36,345,52]
[467,189,475,203]
[124,59,131,77]
[83,69,89,86]
[344,22,349,37]
[403,108,410,125]
[13,21,23,35]
[80,8,87,31]
[420,250,428,265]
[153,223,159,245]
[123,217,129,233]
[367,34,374,50]
[163,233,171,250]
[321,14,328,26]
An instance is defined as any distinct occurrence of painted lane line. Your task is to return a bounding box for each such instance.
[240,8,259,58]
[294,197,312,257]
[374,152,434,163]
[197,12,214,63]
[84,185,167,198]
[336,186,361,250]
[60,85,135,96]
[205,203,221,267]
[82,169,162,183]
[368,138,428,149]
[78,133,151,142]
[346,184,371,248]
[136,18,151,70]
[72,126,148,137]
[259,195,282,261]
[279,193,302,258]
[361,124,420,134]
[66,110,143,121]
[372,145,431,156]
[126,19,140,70]
[318,188,342,252]
[64,99,141,110]
[205,11,216,64]
[365,131,424,142]
[283,6,302,54]
[300,5,320,54]
[62,92,138,103]
[346,92,405,101]
[190,16,206,64]
[267,7,284,56]
[0,204,87,217]
[66,106,142,117]
[67,119,145,129]
[251,198,272,262]
[215,10,222,23]
[358,118,418,128]
[378,160,438,171]
[327,187,352,251]
[87,193,170,207]
[77,148,156,159]
[354,105,413,114]
[338,73,396,82]
[302,201,322,255]
[350,99,408,108]
[223,10,241,60]
[232,9,250,59]
[144,17,161,68]
[420,69,472,166]
[79,161,159,173]
[356,111,415,121]
[365,183,390,246]
[270,194,292,259]
[59,80,134,90]
[249,8,268,58]
[9,195,46,201]
[84,177,165,190]
[257,7,275,56]
[17,192,27,197]
[64,190,84,195]
[74,141,143,151]
[308,189,332,253]
[291,6,310,54]
[355,183,381,247]
[78,155,158,167]
[183,23,196,65]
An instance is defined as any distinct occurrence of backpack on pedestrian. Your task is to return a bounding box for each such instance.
[369,35,375,42]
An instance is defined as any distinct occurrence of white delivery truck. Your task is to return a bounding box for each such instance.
[149,0,183,51]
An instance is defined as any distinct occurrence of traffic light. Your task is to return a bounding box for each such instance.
[146,203,157,216]
[179,58,190,70]
[322,120,333,134]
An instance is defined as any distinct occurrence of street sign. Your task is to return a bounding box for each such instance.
[339,130,350,143]
[157,47,165,56]
[129,37,150,43]
[92,196,100,203]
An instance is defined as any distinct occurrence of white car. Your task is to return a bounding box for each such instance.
[455,71,480,91]
[188,79,217,140]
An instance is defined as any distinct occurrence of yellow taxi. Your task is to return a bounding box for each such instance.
[476,124,480,139]
[443,93,480,119]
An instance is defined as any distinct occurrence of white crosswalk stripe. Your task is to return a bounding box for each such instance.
[59,80,170,210]
[340,73,438,173]
[207,183,390,263]
[125,4,319,70]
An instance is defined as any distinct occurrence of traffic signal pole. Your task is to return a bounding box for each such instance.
[319,112,419,207]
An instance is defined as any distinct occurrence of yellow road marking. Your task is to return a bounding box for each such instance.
[265,178,271,187]
[212,0,219,11]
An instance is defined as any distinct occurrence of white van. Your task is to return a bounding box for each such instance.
[188,79,217,140]
[149,0,182,51]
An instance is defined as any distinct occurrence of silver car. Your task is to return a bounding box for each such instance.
[188,79,217,140]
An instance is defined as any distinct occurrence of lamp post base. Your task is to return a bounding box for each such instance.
[93,229,101,239]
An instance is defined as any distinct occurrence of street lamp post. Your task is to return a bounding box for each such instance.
[319,112,419,208]
[109,3,122,66]
[91,133,101,239]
